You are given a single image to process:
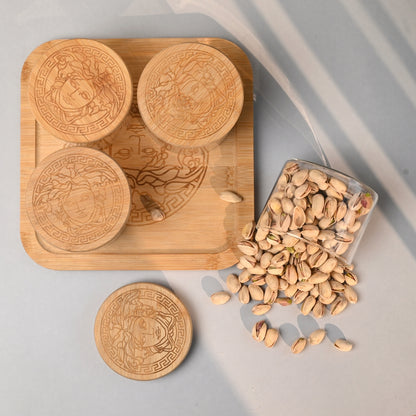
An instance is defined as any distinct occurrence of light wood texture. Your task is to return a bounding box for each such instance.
[28,39,132,143]
[25,147,131,251]
[20,37,254,270]
[137,42,244,149]
[94,282,193,380]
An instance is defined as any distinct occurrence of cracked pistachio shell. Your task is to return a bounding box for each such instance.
[211,291,231,305]
[264,328,279,348]
[330,296,348,315]
[345,271,359,286]
[285,284,298,298]
[294,183,312,199]
[237,240,259,257]
[264,286,278,304]
[312,300,326,318]
[329,177,347,194]
[252,320,268,342]
[308,329,326,345]
[285,265,298,285]
[311,194,325,217]
[308,250,328,268]
[292,169,309,186]
[252,303,272,315]
[291,337,307,354]
[301,295,317,315]
[238,269,251,283]
[309,169,327,184]
[319,257,338,274]
[293,290,309,305]
[334,339,353,352]
[242,221,256,240]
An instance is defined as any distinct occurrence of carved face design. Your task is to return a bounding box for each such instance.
[132,316,166,348]
[112,134,163,170]
[61,184,95,223]
[57,76,96,110]
[175,76,211,115]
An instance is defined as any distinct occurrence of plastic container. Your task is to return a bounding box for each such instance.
[257,159,378,265]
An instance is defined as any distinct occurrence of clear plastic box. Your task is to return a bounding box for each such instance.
[256,159,378,265]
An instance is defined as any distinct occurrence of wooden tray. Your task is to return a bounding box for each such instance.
[20,38,254,270]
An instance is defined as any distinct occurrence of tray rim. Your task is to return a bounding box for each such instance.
[20,37,254,270]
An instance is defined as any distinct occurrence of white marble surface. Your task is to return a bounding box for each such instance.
[1,1,416,415]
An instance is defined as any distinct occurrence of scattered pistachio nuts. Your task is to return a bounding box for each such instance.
[211,291,231,305]
[308,329,326,345]
[219,190,243,203]
[334,338,353,352]
[291,337,307,354]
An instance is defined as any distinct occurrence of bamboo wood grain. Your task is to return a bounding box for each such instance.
[137,42,244,148]
[20,37,254,270]
[94,282,193,380]
[25,147,131,252]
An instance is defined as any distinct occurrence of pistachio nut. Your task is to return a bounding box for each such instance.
[264,328,279,348]
[319,257,338,274]
[238,269,251,283]
[220,190,243,203]
[237,240,259,257]
[334,339,353,352]
[292,169,309,186]
[242,220,256,240]
[238,285,250,304]
[301,295,316,315]
[297,281,314,292]
[291,337,307,354]
[309,169,327,185]
[226,273,241,294]
[343,285,358,303]
[252,320,268,342]
[211,291,231,305]
[329,177,347,194]
[264,286,278,304]
[330,296,348,315]
[252,303,272,315]
[265,274,279,291]
[318,280,332,298]
[312,300,326,318]
[308,271,330,284]
[248,284,264,301]
[293,290,309,305]
[275,297,292,306]
[308,328,326,345]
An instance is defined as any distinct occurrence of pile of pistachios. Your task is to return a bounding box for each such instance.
[211,161,375,352]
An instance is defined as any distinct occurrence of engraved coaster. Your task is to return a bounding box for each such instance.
[94,282,193,380]
[28,39,132,143]
[25,147,131,252]
[137,42,244,148]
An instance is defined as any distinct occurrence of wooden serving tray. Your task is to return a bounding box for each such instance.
[20,38,254,270]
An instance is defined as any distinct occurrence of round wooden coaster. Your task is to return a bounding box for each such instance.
[94,282,193,380]
[28,38,132,143]
[137,42,244,148]
[25,147,131,252]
